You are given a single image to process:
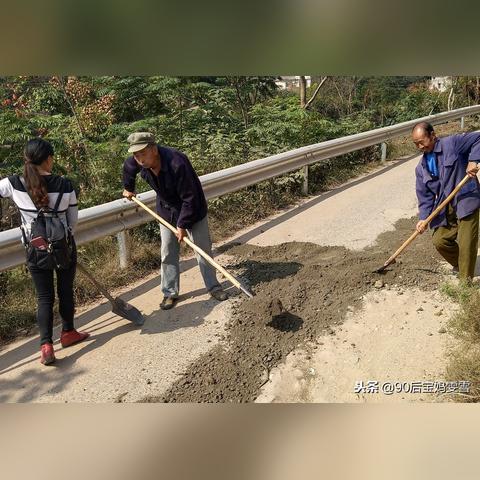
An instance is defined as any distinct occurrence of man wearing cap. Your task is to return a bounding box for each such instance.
[413,121,480,279]
[122,132,228,309]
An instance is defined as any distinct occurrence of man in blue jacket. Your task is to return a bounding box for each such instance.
[413,122,480,279]
[122,132,228,309]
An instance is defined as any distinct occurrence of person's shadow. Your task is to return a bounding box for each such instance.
[221,259,303,288]
[138,287,235,335]
[0,362,86,402]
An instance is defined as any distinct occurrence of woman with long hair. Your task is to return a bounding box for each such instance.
[0,138,89,365]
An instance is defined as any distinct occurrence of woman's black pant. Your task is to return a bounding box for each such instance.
[28,257,77,346]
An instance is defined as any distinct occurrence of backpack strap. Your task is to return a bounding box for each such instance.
[20,224,29,245]
[52,178,66,214]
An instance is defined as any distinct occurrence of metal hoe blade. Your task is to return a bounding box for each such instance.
[77,262,145,326]
[373,258,396,274]
[111,298,145,326]
[239,283,255,299]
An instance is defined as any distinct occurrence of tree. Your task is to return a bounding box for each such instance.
[221,77,278,128]
[299,76,328,109]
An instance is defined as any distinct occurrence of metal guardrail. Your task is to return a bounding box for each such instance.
[1,105,479,271]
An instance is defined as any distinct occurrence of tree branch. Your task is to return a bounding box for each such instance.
[232,77,249,129]
[304,76,328,110]
[58,76,89,139]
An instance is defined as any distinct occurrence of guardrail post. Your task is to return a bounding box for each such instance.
[381,142,387,163]
[460,116,465,129]
[302,165,309,195]
[116,231,129,269]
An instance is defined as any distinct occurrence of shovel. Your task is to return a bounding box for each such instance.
[375,174,472,274]
[76,262,145,325]
[130,196,255,298]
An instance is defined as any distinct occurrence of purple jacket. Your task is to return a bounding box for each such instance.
[415,132,480,229]
[123,145,207,229]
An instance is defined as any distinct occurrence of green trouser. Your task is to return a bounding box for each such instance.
[432,204,479,279]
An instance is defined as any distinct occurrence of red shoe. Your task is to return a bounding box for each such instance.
[40,343,55,365]
[60,329,90,348]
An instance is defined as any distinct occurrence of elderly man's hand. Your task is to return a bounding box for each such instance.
[416,220,427,234]
[176,227,187,243]
[123,189,136,200]
[466,161,479,178]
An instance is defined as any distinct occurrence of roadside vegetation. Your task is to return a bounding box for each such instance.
[441,280,480,401]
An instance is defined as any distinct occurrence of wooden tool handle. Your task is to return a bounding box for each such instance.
[131,196,243,290]
[77,262,116,304]
[382,230,420,267]
[423,174,471,225]
[382,174,472,267]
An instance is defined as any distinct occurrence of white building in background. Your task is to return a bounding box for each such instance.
[275,76,311,90]
[429,76,452,92]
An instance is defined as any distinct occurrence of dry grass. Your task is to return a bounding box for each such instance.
[440,280,480,401]
[73,236,163,304]
[445,346,480,402]
[0,268,38,341]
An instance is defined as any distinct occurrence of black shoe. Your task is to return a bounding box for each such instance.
[160,297,177,310]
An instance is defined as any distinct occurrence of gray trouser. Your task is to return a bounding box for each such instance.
[160,215,220,298]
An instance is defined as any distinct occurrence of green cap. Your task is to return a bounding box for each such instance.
[127,132,156,153]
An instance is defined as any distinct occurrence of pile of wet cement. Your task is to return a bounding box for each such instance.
[145,217,444,403]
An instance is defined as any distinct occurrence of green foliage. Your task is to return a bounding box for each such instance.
[394,87,447,123]
[0,111,33,151]
[440,280,477,306]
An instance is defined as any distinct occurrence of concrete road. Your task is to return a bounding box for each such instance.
[244,156,419,250]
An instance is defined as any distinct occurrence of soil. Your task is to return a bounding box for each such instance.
[145,216,444,403]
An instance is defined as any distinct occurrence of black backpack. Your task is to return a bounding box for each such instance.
[22,178,74,270]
